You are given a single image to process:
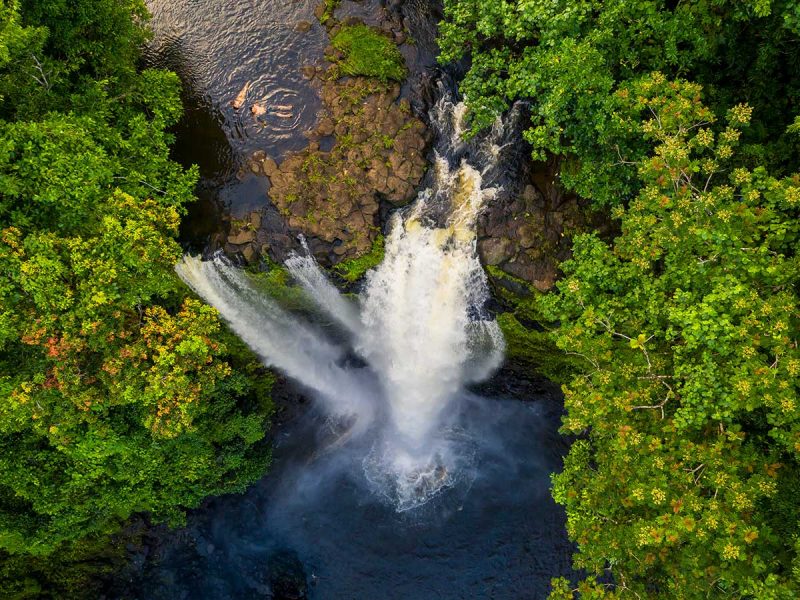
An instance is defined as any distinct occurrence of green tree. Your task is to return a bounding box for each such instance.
[543,76,799,598]
[439,0,800,205]
[0,0,273,578]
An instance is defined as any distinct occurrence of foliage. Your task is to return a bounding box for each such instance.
[486,266,582,383]
[319,0,341,26]
[1,0,150,121]
[542,78,800,598]
[0,0,273,567]
[334,234,385,282]
[331,24,406,82]
[439,0,800,206]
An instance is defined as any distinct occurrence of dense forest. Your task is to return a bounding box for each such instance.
[441,0,800,597]
[0,0,798,598]
[0,0,273,595]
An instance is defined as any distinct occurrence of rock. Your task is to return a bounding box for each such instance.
[522,184,539,203]
[242,244,258,264]
[344,210,367,231]
[295,20,312,33]
[289,200,308,217]
[262,157,279,177]
[228,229,256,245]
[396,160,412,181]
[313,2,325,21]
[252,150,266,162]
[386,175,403,193]
[516,222,540,249]
[478,237,514,266]
[250,211,262,229]
[301,65,316,80]
[388,152,403,172]
[257,76,429,266]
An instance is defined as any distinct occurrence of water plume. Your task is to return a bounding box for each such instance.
[177,94,522,510]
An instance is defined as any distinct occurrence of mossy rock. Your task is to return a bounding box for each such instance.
[333,234,385,282]
[331,24,406,82]
[487,265,582,384]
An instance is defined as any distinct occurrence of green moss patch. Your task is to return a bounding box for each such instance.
[487,266,581,384]
[331,24,406,82]
[334,234,385,282]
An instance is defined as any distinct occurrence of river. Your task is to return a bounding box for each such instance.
[109,1,576,598]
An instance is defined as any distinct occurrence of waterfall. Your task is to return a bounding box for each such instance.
[176,91,522,510]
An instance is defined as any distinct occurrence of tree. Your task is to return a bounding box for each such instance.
[0,0,273,572]
[543,76,800,598]
[439,0,800,205]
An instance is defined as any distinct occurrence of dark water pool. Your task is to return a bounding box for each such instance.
[114,389,574,599]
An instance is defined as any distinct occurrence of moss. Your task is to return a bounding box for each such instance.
[319,0,340,25]
[487,265,581,384]
[331,24,406,82]
[247,261,313,311]
[334,234,385,282]
[497,313,581,385]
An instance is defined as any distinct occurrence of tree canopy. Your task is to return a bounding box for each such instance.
[0,1,273,592]
[441,1,800,597]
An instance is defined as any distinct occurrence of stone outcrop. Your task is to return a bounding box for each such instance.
[478,161,595,292]
[249,75,428,263]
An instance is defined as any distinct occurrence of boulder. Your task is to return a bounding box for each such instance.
[228,229,256,245]
[301,65,316,80]
[242,244,258,264]
[262,157,279,177]
[478,237,514,266]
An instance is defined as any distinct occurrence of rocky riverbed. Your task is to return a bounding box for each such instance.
[201,0,592,293]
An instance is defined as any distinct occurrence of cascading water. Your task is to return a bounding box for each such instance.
[176,88,523,511]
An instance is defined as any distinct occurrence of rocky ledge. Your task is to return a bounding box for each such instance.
[253,75,427,263]
[222,6,429,267]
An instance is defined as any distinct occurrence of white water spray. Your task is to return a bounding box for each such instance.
[177,97,518,510]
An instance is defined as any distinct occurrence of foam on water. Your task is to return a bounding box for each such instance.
[176,98,518,510]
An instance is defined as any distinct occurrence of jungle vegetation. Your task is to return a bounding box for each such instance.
[0,0,273,595]
[441,1,800,597]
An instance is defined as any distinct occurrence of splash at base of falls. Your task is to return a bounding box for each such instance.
[177,95,523,511]
[362,427,478,512]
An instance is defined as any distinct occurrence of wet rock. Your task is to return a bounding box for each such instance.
[249,211,262,229]
[301,65,316,80]
[227,229,256,245]
[241,243,258,264]
[295,20,312,33]
[477,158,599,290]
[262,157,279,177]
[268,550,308,600]
[478,237,514,266]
